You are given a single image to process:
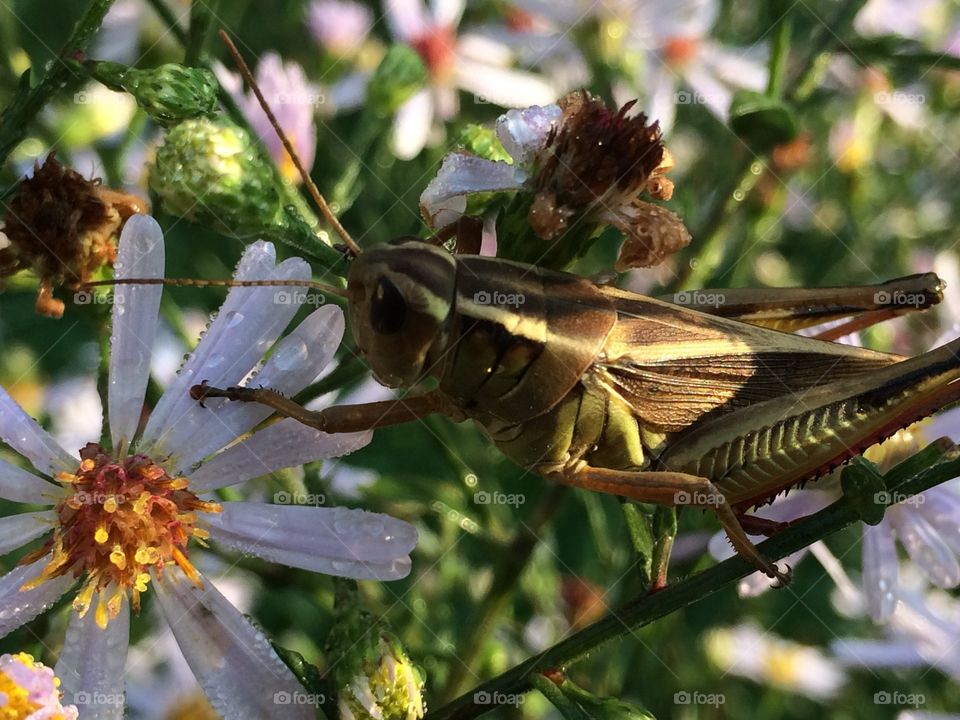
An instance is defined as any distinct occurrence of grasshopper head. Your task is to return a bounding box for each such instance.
[347,240,457,387]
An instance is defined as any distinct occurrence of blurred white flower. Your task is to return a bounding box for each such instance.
[215,53,321,184]
[705,622,847,700]
[0,216,417,718]
[854,0,953,44]
[92,0,142,63]
[383,0,558,159]
[0,652,79,719]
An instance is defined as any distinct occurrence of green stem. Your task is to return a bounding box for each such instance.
[439,485,569,702]
[185,0,220,66]
[530,675,592,720]
[426,447,960,720]
[0,0,117,165]
[766,8,792,99]
[143,0,188,44]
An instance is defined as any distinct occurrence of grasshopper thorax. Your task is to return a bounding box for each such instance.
[347,239,457,387]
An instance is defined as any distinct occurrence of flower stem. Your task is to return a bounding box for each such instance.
[530,674,592,720]
[185,0,220,66]
[0,0,117,165]
[425,447,960,720]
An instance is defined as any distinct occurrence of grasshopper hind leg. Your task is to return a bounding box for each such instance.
[547,463,791,585]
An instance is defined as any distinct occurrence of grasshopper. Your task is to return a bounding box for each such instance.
[191,235,959,584]
[186,34,960,584]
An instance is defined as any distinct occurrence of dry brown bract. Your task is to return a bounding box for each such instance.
[0,153,148,317]
[529,91,690,269]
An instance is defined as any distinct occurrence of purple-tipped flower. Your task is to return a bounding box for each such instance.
[308,0,374,57]
[216,53,321,183]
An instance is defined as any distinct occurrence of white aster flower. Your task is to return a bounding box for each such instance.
[383,0,558,159]
[0,652,79,719]
[705,622,847,700]
[0,215,417,718]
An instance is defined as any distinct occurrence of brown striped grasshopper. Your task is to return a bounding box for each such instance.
[188,35,960,585]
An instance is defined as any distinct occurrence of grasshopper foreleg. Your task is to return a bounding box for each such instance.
[549,464,791,585]
[190,383,463,432]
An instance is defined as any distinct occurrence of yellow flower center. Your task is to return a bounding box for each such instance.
[21,442,220,628]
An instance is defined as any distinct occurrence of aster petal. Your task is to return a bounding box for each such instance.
[919,485,960,555]
[188,419,371,492]
[153,569,314,720]
[640,69,677,135]
[168,306,346,475]
[391,89,434,160]
[420,152,527,227]
[0,385,78,475]
[0,457,60,504]
[862,519,900,622]
[204,502,416,579]
[454,59,557,110]
[0,510,54,556]
[0,557,75,638]
[109,215,165,450]
[890,507,960,588]
[430,0,465,27]
[682,61,734,121]
[140,241,310,463]
[698,41,769,92]
[495,103,562,166]
[55,594,129,719]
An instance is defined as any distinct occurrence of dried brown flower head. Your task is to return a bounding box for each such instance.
[528,91,690,269]
[0,153,148,317]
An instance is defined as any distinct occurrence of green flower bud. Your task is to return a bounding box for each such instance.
[88,61,219,127]
[149,117,282,233]
[327,600,426,720]
[367,45,427,115]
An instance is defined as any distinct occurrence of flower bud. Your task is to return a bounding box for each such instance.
[327,600,426,720]
[150,117,283,232]
[88,61,219,127]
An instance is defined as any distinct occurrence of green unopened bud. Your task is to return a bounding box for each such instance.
[149,117,282,232]
[553,675,656,720]
[327,598,426,720]
[367,45,427,115]
[88,61,219,126]
[729,90,798,152]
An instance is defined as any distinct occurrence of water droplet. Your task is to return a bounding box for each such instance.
[331,560,355,573]
[115,303,126,316]
[271,338,309,371]
[205,354,225,369]
[224,310,244,328]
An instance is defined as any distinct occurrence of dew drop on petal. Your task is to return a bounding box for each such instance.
[271,337,309,371]
[224,310,244,328]
[205,353,225,369]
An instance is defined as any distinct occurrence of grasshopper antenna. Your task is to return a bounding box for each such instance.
[218,29,363,258]
[82,277,349,299]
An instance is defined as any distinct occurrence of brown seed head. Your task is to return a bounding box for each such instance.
[1,152,147,317]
